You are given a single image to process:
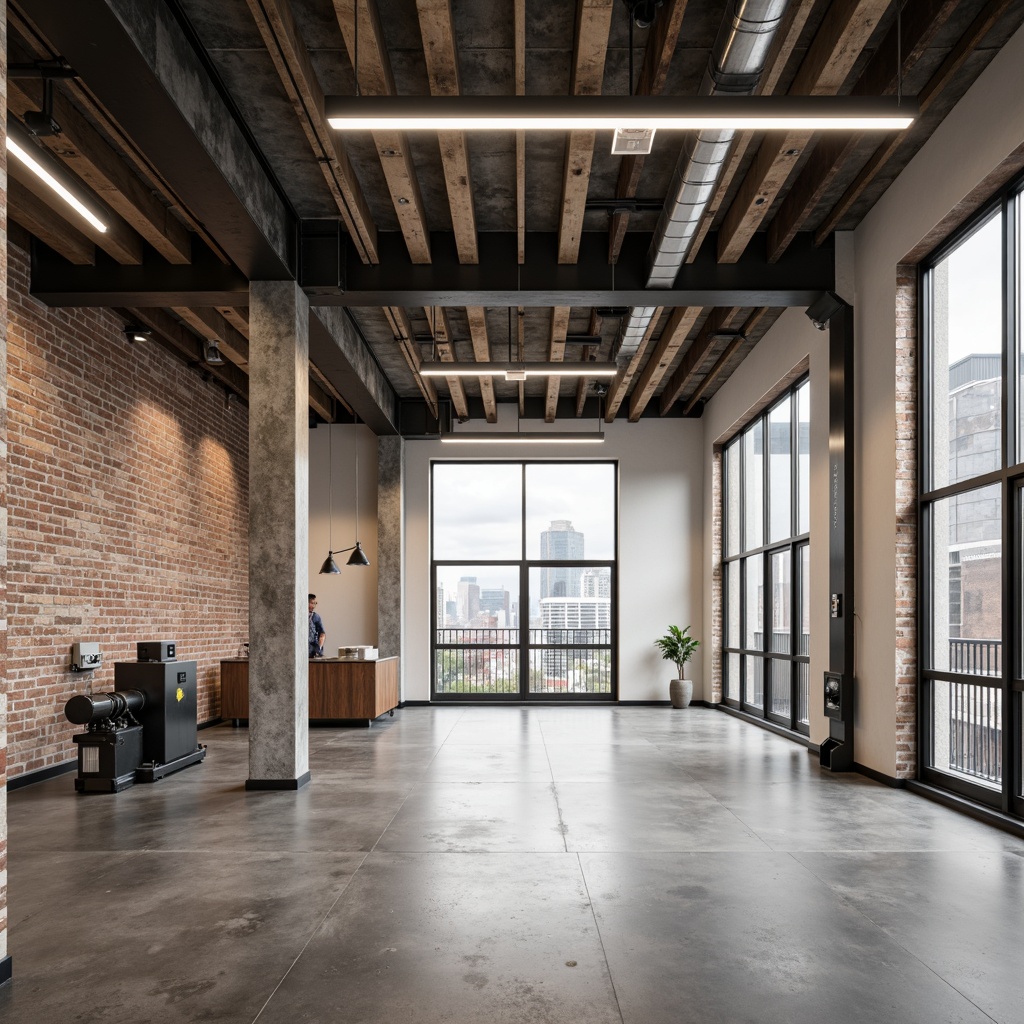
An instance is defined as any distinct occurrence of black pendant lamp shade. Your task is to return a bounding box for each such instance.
[319,552,341,575]
[318,422,371,573]
[346,541,370,566]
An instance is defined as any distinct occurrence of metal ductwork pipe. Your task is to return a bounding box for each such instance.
[616,0,791,366]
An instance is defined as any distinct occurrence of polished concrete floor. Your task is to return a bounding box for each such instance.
[3,706,1024,1023]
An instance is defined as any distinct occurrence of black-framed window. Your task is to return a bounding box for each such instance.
[919,169,1024,816]
[430,460,617,701]
[722,378,811,735]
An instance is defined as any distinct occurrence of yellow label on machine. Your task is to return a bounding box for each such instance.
[176,687,184,703]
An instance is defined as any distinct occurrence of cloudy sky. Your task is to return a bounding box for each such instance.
[944,212,1003,364]
[432,462,616,564]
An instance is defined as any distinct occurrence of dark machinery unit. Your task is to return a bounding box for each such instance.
[115,660,205,781]
[66,690,146,794]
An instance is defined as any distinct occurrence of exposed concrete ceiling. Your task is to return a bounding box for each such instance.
[7,0,1024,431]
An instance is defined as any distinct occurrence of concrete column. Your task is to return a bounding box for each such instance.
[0,0,11,986]
[377,436,404,671]
[247,281,310,790]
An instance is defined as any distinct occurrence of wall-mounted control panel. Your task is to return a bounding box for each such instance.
[71,642,102,672]
[824,671,843,719]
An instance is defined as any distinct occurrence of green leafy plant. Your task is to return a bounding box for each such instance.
[654,625,700,678]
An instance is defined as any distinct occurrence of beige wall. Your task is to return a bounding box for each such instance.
[308,423,379,653]
[401,409,704,703]
[851,20,1024,776]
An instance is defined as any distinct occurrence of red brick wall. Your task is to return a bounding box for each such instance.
[2,3,10,965]
[5,243,249,779]
[894,265,918,779]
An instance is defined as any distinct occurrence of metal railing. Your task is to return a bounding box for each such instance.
[946,680,1002,784]
[948,638,1001,676]
[434,627,613,694]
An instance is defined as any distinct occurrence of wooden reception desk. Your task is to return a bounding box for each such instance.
[220,657,399,725]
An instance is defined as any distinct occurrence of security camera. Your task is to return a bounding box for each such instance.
[805,291,846,331]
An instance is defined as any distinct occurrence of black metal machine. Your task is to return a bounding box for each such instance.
[64,642,206,792]
[114,658,205,782]
[65,689,146,793]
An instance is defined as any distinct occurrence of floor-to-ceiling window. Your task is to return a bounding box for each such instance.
[721,378,811,735]
[431,461,617,701]
[920,171,1024,816]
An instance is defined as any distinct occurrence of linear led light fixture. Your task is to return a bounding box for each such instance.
[6,134,108,233]
[419,361,619,380]
[326,95,917,132]
[441,431,605,445]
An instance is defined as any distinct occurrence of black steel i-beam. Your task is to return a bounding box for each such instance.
[29,227,834,309]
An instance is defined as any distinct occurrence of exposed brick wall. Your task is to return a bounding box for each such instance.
[5,243,249,779]
[2,0,10,968]
[894,265,918,779]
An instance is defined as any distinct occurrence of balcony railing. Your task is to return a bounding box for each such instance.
[946,680,1002,785]
[948,638,1001,676]
[436,627,612,646]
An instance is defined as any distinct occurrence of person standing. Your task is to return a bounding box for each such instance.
[308,594,326,658]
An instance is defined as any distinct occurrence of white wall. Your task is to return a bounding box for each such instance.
[402,408,704,702]
[700,308,830,741]
[307,423,378,653]
[850,20,1024,775]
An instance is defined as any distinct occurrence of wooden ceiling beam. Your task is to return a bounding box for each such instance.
[464,307,498,423]
[557,0,615,265]
[767,0,959,262]
[679,307,772,414]
[6,13,224,260]
[8,177,96,265]
[307,378,335,422]
[217,307,251,338]
[8,157,143,265]
[657,307,733,413]
[8,79,192,265]
[383,307,439,417]
[684,0,813,265]
[334,0,431,264]
[628,305,701,421]
[815,0,1013,245]
[172,307,251,367]
[608,0,689,263]
[415,0,478,264]
[544,306,573,422]
[308,361,356,419]
[117,306,249,398]
[716,0,891,264]
[604,308,662,422]
[423,306,470,420]
[574,310,602,416]
[245,0,379,263]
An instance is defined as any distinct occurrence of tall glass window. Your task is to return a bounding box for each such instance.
[921,174,1024,815]
[432,461,617,701]
[721,378,811,735]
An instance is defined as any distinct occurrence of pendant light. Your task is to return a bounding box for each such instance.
[318,421,370,573]
[346,429,370,566]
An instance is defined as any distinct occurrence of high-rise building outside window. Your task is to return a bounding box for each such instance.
[431,461,617,700]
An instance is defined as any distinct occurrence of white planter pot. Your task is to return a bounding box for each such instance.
[669,678,693,709]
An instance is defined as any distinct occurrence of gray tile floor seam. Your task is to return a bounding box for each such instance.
[4,707,1024,1024]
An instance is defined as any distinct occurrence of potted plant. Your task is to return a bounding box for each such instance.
[654,625,700,708]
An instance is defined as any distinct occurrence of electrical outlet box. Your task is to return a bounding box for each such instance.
[71,642,102,672]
